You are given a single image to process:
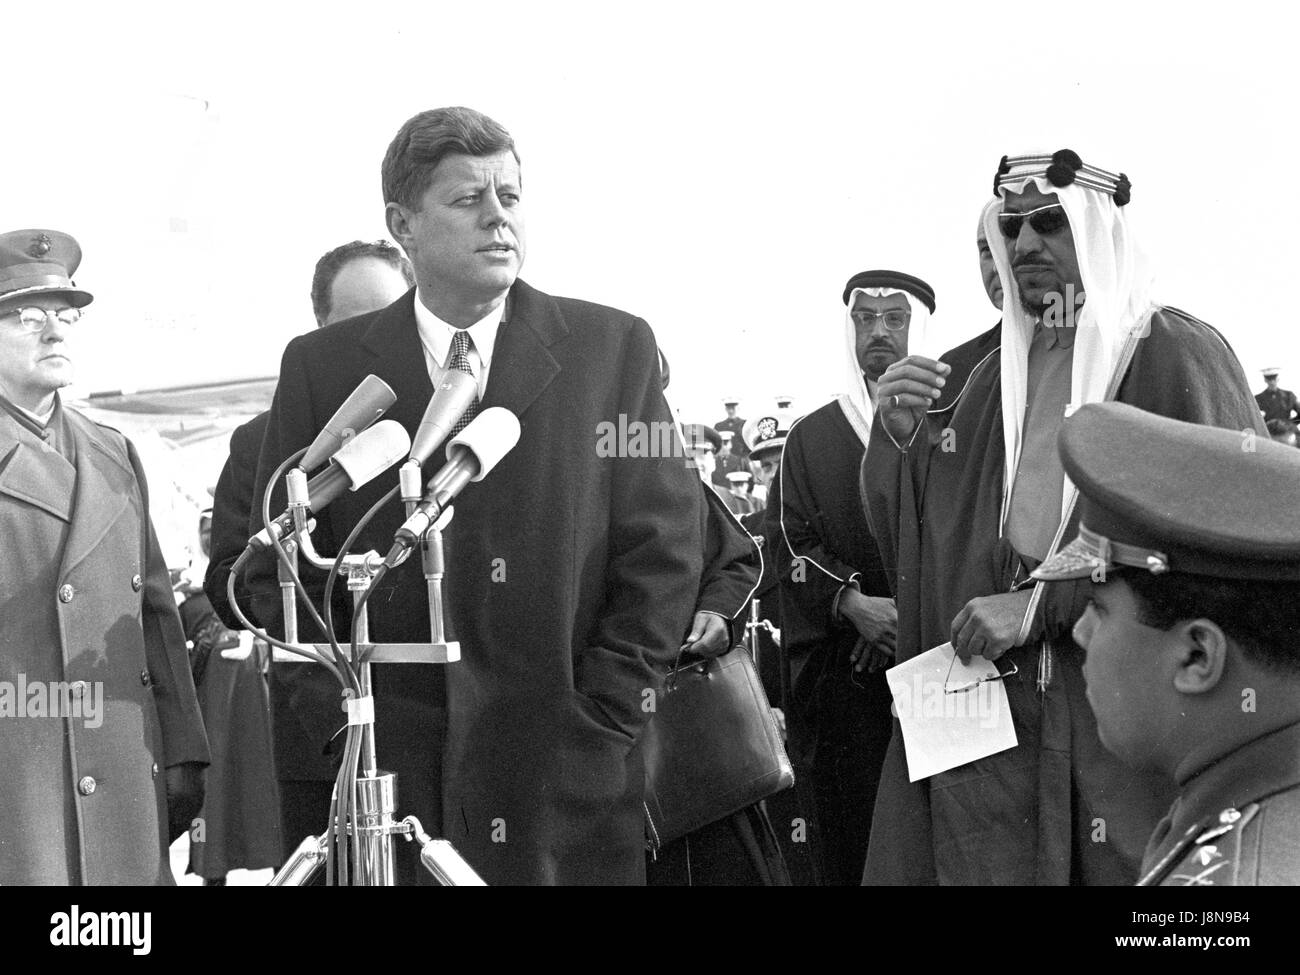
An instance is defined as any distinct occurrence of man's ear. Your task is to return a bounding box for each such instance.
[1171,618,1229,694]
[385,202,413,250]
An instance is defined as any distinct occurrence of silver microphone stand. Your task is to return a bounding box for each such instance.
[262,465,484,886]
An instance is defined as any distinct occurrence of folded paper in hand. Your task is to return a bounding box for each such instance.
[885,642,1018,782]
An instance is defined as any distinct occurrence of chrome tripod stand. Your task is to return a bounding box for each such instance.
[230,454,486,886]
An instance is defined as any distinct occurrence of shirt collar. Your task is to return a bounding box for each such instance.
[412,289,507,367]
[1033,320,1076,351]
[0,390,58,432]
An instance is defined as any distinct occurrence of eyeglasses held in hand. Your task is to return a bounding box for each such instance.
[943,656,1018,695]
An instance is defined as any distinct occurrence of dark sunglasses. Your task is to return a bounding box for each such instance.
[998,203,1069,240]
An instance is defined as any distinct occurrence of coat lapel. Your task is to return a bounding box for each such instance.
[0,413,76,523]
[59,409,134,577]
[481,279,566,420]
[360,289,438,433]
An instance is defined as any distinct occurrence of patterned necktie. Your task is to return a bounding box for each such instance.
[448,329,480,437]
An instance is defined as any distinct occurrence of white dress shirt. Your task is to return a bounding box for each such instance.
[412,290,506,398]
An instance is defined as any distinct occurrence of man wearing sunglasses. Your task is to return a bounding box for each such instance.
[862,152,1263,886]
[0,229,209,884]
[777,269,934,884]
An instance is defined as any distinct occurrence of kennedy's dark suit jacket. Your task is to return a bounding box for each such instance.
[242,279,704,884]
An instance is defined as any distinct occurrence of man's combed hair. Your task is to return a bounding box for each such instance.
[1120,568,1300,676]
[381,107,518,210]
[310,240,414,326]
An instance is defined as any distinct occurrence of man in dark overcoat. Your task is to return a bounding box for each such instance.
[243,107,703,885]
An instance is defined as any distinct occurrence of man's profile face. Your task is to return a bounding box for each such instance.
[1000,184,1082,317]
[324,256,411,326]
[1072,576,1172,771]
[754,457,778,487]
[851,292,910,382]
[976,231,1004,309]
[0,294,79,407]
[391,150,525,308]
[687,445,716,482]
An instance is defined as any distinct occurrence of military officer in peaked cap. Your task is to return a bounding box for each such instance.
[0,229,208,884]
[1034,402,1300,886]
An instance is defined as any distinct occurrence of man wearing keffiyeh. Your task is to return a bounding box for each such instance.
[861,151,1265,885]
[777,268,934,884]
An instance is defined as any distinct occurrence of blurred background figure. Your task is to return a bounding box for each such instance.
[1267,418,1299,447]
[309,239,414,328]
[724,469,757,515]
[177,508,281,884]
[1257,368,1300,425]
[715,397,748,459]
[711,429,748,489]
[681,422,722,484]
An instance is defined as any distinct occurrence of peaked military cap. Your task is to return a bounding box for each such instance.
[681,423,722,454]
[1034,403,1300,582]
[0,229,93,308]
[742,411,793,462]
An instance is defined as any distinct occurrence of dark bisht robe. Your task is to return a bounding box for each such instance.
[861,307,1266,885]
[932,321,1001,414]
[777,401,895,885]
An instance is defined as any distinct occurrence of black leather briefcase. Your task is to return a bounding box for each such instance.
[642,647,794,851]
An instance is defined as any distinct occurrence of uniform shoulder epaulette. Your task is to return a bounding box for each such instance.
[1142,804,1260,887]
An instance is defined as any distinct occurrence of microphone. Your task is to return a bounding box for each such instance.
[300,375,397,472]
[408,370,479,468]
[384,407,521,566]
[239,419,411,564]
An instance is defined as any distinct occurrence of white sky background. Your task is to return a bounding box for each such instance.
[5,0,1298,427]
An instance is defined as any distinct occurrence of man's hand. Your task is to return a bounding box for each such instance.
[950,589,1035,663]
[840,590,897,670]
[877,356,950,442]
[680,611,731,658]
[166,762,206,843]
[849,634,896,673]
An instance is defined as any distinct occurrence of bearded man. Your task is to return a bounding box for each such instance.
[862,151,1264,885]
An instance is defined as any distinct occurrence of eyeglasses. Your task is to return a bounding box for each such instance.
[943,656,1018,695]
[851,310,910,331]
[1,306,83,333]
[998,203,1069,240]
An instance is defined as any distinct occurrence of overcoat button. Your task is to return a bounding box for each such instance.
[78,776,97,796]
[140,669,151,687]
[131,574,143,592]
[58,584,75,603]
